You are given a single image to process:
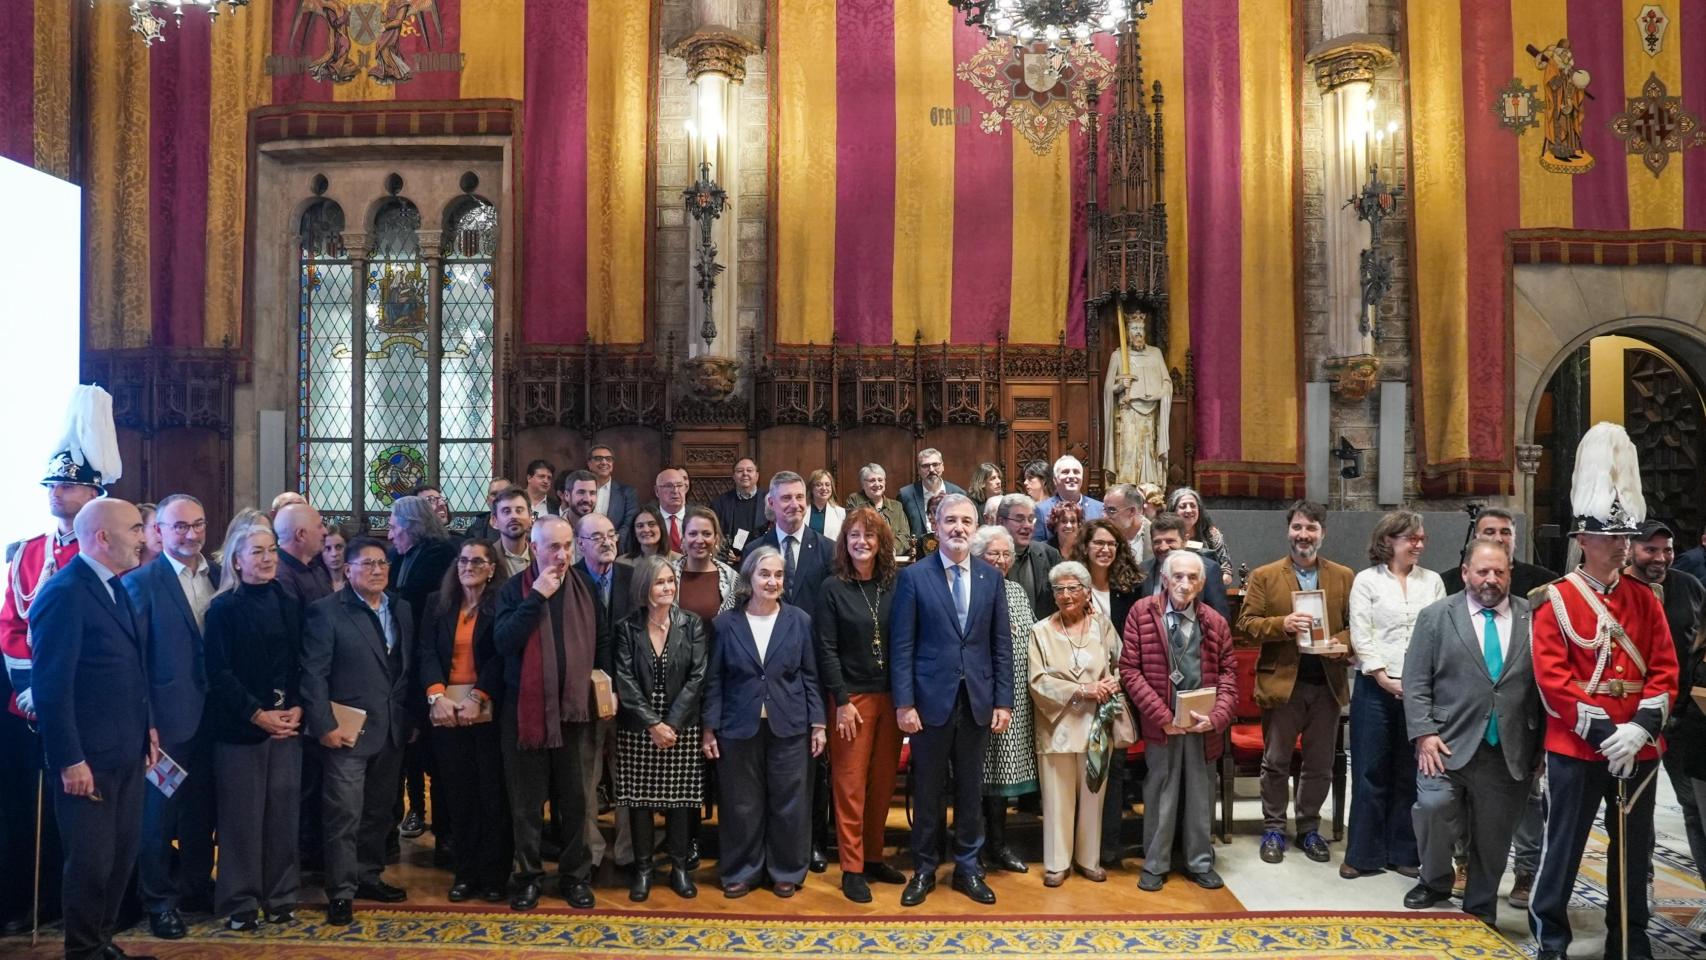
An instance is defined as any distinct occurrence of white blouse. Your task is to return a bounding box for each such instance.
[1349,563,1446,679]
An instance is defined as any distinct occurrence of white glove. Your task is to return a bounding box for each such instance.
[1599,722,1648,764]
[13,688,32,716]
[1608,753,1636,779]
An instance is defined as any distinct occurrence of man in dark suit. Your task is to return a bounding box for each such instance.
[1140,513,1230,619]
[897,448,966,542]
[586,445,638,536]
[892,494,1013,907]
[124,493,220,938]
[387,495,459,848]
[32,498,158,960]
[996,493,1060,618]
[571,512,635,875]
[300,536,416,925]
[711,458,764,558]
[1402,539,1540,925]
[524,458,560,519]
[751,471,833,869]
[1440,508,1558,599]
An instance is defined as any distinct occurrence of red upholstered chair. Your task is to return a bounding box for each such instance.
[1217,645,1348,843]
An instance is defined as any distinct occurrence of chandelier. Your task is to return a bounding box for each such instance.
[949,0,1149,48]
[119,1,250,45]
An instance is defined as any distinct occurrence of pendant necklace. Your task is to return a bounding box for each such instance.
[856,578,885,669]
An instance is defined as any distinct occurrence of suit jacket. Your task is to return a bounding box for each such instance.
[898,481,966,540]
[416,591,506,703]
[702,604,822,739]
[613,606,709,732]
[1675,545,1706,583]
[750,524,831,617]
[390,537,460,627]
[465,515,496,543]
[602,481,640,535]
[891,552,1013,727]
[1236,556,1356,708]
[300,586,415,757]
[32,555,152,771]
[1006,540,1062,619]
[573,560,634,674]
[1403,593,1539,781]
[1138,554,1230,621]
[124,554,221,745]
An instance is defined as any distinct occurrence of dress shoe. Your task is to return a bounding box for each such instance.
[773,881,799,898]
[809,847,829,873]
[148,909,187,940]
[669,863,698,899]
[1042,869,1067,888]
[510,882,541,911]
[227,910,259,932]
[865,861,907,885]
[722,881,752,899]
[631,866,655,902]
[951,870,997,905]
[1259,831,1286,864]
[1074,863,1107,883]
[481,885,508,903]
[355,880,407,903]
[1507,872,1535,909]
[984,845,1029,873]
[685,839,702,872]
[1137,871,1166,892]
[264,908,296,924]
[562,881,595,908]
[399,811,425,838]
[1391,864,1419,879]
[900,872,935,907]
[1188,869,1224,890]
[447,881,473,902]
[841,872,872,902]
[1339,863,1376,879]
[1298,832,1331,863]
[1404,883,1453,910]
[325,898,354,926]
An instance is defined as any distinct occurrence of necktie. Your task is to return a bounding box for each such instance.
[783,536,798,594]
[669,514,682,552]
[597,570,610,606]
[1481,608,1502,745]
[110,578,135,628]
[951,563,968,632]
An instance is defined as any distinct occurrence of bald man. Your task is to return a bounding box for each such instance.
[32,498,158,960]
[275,503,333,609]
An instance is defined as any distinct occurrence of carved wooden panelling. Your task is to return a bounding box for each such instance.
[1013,397,1051,421]
[1015,430,1052,468]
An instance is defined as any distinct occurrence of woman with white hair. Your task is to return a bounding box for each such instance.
[1028,561,1122,886]
[971,524,1038,874]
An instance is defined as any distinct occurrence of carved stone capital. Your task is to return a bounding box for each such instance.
[1515,444,1544,477]
[418,229,444,260]
[667,28,760,83]
[343,232,370,260]
[1322,354,1381,401]
[1304,35,1395,91]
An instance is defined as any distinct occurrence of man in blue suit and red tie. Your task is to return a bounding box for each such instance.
[891,494,1013,906]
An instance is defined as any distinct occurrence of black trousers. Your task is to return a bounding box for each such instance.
[0,712,61,926]
[138,730,215,913]
[432,721,511,888]
[630,807,693,866]
[320,742,405,900]
[55,761,143,960]
[298,739,325,864]
[1529,752,1658,959]
[500,701,592,885]
[1100,748,1131,861]
[908,688,990,876]
[716,724,810,887]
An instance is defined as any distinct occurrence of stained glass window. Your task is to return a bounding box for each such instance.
[297,181,498,530]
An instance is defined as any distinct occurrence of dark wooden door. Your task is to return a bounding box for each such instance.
[1625,347,1706,544]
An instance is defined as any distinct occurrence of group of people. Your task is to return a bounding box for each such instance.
[1,416,1700,960]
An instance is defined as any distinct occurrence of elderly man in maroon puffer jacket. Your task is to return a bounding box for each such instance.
[1119,549,1238,892]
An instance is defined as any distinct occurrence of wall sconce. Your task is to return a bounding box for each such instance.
[1344,99,1403,340]
[1334,435,1364,480]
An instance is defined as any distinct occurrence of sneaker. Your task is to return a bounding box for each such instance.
[227,911,260,932]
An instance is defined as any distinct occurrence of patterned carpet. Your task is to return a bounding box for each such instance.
[1,912,1526,959]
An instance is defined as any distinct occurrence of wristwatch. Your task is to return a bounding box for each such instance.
[427,692,444,706]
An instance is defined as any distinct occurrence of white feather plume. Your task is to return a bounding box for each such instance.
[49,384,123,486]
[1570,421,1643,525]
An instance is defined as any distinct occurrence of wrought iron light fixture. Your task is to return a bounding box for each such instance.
[683,161,728,349]
[1345,101,1403,340]
[949,0,1149,48]
[119,1,250,45]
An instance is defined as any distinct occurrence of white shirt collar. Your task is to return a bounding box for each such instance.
[80,552,120,587]
[165,552,208,578]
[938,550,970,573]
[1466,592,1511,620]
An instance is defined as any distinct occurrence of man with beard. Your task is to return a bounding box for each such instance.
[1236,501,1354,866]
[491,488,535,576]
[556,471,600,565]
[465,478,513,543]
[1622,519,1706,886]
[899,449,966,542]
[1528,423,1679,960]
[1402,539,1540,926]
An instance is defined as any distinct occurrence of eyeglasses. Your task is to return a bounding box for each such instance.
[1089,539,1119,549]
[579,532,620,544]
[456,557,493,568]
[659,482,689,491]
[348,558,391,569]
[1400,534,1427,545]
[421,494,447,505]
[164,520,207,534]
[588,455,614,462]
[1051,583,1086,594]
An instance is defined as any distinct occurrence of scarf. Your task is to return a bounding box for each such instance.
[516,564,598,749]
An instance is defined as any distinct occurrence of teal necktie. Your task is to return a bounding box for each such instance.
[1482,608,1502,746]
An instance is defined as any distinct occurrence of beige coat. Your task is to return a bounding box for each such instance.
[1028,612,1122,755]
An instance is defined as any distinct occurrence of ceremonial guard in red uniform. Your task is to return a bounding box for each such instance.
[0,391,112,933]
[1528,423,1680,960]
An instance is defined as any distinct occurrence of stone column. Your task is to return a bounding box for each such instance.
[668,0,758,365]
[1515,443,1544,562]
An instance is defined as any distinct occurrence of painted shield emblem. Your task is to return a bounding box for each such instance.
[350,3,383,46]
[1637,5,1668,57]
[1022,51,1061,94]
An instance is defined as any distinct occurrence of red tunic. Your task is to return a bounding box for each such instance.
[1531,570,1680,762]
[1,532,80,718]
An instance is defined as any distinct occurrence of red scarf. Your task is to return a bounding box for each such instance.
[516,564,597,749]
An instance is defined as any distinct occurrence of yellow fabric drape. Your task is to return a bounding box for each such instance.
[85,1,152,349]
[204,3,273,348]
[774,0,838,345]
[891,2,956,345]
[584,0,651,343]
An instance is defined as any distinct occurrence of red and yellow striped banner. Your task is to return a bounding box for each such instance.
[1407,0,1706,496]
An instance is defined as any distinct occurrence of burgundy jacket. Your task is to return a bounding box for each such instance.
[1119,593,1238,760]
